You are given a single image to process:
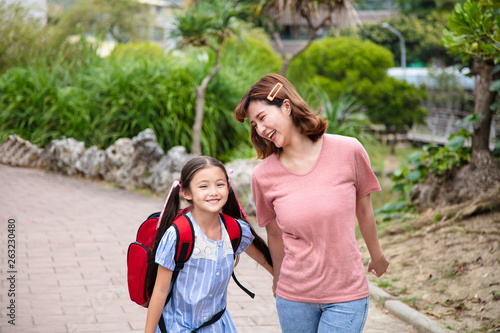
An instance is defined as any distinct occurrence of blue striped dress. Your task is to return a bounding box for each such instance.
[154,212,254,332]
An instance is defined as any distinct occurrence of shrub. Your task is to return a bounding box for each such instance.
[0,32,280,162]
[288,36,427,132]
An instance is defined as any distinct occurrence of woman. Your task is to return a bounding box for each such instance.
[234,73,389,332]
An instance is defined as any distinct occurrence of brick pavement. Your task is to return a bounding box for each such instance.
[0,164,413,333]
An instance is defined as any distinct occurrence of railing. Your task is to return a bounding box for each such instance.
[407,108,498,149]
[369,108,498,149]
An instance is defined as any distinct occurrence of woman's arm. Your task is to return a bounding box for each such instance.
[356,194,389,277]
[144,265,173,333]
[265,220,285,297]
[244,243,273,275]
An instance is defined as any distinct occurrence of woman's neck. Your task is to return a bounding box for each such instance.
[279,133,324,173]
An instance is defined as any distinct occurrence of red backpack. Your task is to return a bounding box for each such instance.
[127,211,254,308]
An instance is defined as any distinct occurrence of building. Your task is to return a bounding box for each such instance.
[272,0,397,54]
[3,0,48,25]
[138,0,186,49]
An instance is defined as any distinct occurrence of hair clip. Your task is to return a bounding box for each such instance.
[267,83,283,102]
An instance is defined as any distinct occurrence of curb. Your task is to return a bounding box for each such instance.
[368,283,452,333]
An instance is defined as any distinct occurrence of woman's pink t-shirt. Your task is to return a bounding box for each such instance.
[251,134,381,303]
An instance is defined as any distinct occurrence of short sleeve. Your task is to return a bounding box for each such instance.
[251,168,276,227]
[353,139,381,198]
[235,219,255,255]
[154,226,177,271]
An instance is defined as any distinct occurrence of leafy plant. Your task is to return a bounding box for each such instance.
[389,128,472,210]
[0,0,49,73]
[0,28,279,162]
[322,92,371,138]
[441,0,500,164]
[287,37,428,132]
[170,0,249,155]
[354,12,458,66]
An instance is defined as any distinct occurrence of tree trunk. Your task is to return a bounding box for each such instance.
[192,62,220,156]
[335,10,341,38]
[278,15,331,77]
[280,30,317,77]
[470,59,496,165]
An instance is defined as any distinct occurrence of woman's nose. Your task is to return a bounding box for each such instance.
[255,123,265,136]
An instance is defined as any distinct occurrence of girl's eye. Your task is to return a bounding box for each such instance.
[199,185,207,189]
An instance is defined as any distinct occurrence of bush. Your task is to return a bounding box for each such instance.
[0,1,48,73]
[355,13,457,67]
[288,37,428,132]
[0,32,280,162]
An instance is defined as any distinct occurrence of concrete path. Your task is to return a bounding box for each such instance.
[0,164,414,333]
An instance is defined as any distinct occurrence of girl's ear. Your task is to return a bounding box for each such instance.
[181,189,192,201]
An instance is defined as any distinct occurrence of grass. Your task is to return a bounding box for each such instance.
[401,296,417,307]
[367,143,421,212]
[377,281,393,288]
[354,142,422,239]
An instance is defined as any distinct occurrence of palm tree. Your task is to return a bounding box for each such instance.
[254,0,361,76]
[171,0,247,155]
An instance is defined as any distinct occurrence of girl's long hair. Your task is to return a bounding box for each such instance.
[145,156,272,302]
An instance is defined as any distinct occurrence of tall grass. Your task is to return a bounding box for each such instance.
[0,33,280,161]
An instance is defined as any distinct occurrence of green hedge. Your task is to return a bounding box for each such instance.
[0,33,281,161]
[287,37,427,131]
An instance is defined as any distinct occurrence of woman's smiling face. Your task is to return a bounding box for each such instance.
[247,100,292,149]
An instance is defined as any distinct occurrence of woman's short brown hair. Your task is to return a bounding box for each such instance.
[234,73,327,159]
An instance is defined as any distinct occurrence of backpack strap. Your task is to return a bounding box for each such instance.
[172,214,195,264]
[192,307,226,332]
[220,214,255,299]
[219,213,242,251]
[164,214,195,306]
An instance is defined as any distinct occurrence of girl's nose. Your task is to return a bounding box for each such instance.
[209,185,217,194]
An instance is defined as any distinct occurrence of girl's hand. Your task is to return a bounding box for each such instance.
[272,276,278,298]
[367,256,389,277]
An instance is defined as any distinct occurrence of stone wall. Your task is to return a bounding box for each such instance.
[0,129,259,215]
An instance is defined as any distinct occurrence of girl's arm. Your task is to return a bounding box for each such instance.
[244,243,273,275]
[265,220,284,297]
[356,194,389,277]
[144,265,173,333]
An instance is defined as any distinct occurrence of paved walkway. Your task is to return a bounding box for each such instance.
[0,164,414,333]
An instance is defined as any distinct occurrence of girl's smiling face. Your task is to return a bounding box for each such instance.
[247,99,292,149]
[181,166,229,214]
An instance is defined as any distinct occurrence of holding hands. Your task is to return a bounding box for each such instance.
[368,256,390,277]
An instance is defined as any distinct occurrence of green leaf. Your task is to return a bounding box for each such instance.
[406,170,422,182]
[446,135,466,151]
[407,152,423,163]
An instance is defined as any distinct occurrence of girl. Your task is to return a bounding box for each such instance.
[234,73,390,333]
[144,156,273,333]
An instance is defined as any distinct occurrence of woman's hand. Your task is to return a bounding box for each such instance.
[367,256,389,277]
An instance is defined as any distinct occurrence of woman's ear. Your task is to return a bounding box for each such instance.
[282,99,291,115]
